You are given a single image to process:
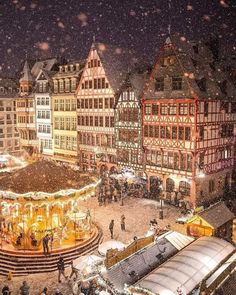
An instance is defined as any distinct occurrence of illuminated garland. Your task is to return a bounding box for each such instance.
[0,180,100,200]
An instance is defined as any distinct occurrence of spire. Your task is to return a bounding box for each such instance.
[20,60,33,83]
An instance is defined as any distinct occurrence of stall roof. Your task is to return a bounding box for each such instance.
[198,202,234,228]
[105,231,194,292]
[134,236,235,295]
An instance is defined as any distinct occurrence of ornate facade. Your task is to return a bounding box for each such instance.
[142,37,236,206]
[115,71,149,174]
[76,43,137,173]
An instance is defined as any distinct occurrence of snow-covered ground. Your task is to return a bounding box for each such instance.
[0,197,187,295]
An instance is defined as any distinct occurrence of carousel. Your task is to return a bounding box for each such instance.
[0,160,100,254]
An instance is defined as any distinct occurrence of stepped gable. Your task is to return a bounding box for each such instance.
[0,160,95,194]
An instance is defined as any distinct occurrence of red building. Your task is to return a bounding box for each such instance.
[142,36,236,207]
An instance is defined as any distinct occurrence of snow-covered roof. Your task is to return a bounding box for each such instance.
[134,236,235,295]
[105,231,194,292]
[145,34,236,101]
[31,58,58,78]
[94,42,140,93]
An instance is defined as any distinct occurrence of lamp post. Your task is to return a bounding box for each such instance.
[159,184,164,220]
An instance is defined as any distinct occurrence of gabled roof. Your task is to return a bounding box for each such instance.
[143,34,236,101]
[118,67,151,102]
[19,60,34,83]
[31,58,58,78]
[93,42,140,93]
[198,202,234,228]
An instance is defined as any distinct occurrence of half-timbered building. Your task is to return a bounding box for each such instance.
[115,70,149,174]
[76,42,138,174]
[142,36,236,207]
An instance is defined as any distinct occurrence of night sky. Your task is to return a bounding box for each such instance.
[0,0,235,76]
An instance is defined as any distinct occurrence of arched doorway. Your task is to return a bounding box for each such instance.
[179,181,190,196]
[149,176,162,200]
[166,178,175,192]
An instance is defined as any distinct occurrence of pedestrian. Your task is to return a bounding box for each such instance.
[43,234,50,255]
[69,260,78,280]
[19,281,29,295]
[2,285,11,295]
[40,287,48,295]
[54,291,63,295]
[57,256,68,283]
[121,214,126,231]
[109,220,114,239]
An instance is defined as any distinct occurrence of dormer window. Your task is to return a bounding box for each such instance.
[155,78,164,92]
[172,77,182,90]
[0,87,4,93]
[196,78,206,92]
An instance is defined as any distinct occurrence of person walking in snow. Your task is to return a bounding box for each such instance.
[109,220,114,239]
[121,214,126,231]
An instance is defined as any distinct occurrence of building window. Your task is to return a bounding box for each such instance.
[199,126,204,140]
[160,104,168,115]
[105,116,109,127]
[94,98,98,108]
[95,116,98,126]
[99,98,103,109]
[105,98,109,108]
[179,181,190,196]
[179,103,188,115]
[185,127,191,140]
[94,79,97,89]
[110,117,114,127]
[152,104,159,115]
[89,116,93,126]
[166,178,175,192]
[172,77,182,90]
[179,127,184,140]
[204,101,208,116]
[189,103,194,115]
[169,104,177,115]
[209,180,215,193]
[172,126,177,139]
[155,78,164,91]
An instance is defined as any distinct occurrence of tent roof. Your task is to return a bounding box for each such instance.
[105,231,194,292]
[134,236,235,295]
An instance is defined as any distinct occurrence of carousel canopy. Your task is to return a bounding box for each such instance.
[98,240,125,256]
[0,159,96,194]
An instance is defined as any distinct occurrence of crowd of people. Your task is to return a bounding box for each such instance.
[1,282,64,295]
[97,175,146,207]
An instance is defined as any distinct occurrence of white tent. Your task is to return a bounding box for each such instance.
[98,240,125,256]
[74,255,103,271]
[133,236,235,295]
